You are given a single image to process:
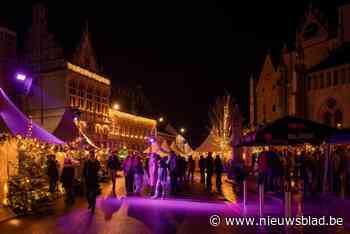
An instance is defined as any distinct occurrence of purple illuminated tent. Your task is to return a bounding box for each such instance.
[0,88,64,144]
[53,108,99,148]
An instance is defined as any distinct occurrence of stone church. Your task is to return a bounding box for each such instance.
[250,3,350,129]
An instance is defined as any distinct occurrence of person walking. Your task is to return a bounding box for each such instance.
[83,151,101,213]
[123,153,135,195]
[199,155,206,184]
[206,152,214,192]
[148,153,159,196]
[107,151,120,195]
[167,151,178,195]
[152,158,168,199]
[214,155,223,193]
[60,158,75,206]
[46,154,59,193]
[187,155,195,183]
[134,155,144,196]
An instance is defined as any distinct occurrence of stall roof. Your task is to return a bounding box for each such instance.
[239,116,337,146]
[0,88,64,144]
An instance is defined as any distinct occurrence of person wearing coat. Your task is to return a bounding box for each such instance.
[83,151,101,213]
[152,158,168,199]
[134,155,144,195]
[206,152,214,192]
[47,154,59,193]
[187,155,195,183]
[60,158,75,206]
[123,152,137,195]
[214,155,223,193]
[167,151,178,195]
[107,151,120,195]
[148,153,159,195]
[199,155,206,184]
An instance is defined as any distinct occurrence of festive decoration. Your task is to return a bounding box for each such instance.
[208,95,234,152]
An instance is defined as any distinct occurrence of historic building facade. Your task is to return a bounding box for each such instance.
[21,4,156,150]
[0,25,17,103]
[250,3,350,129]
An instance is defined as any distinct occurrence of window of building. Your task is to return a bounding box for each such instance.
[307,76,312,90]
[341,68,346,84]
[313,75,318,89]
[333,70,339,86]
[334,109,343,126]
[319,73,325,89]
[78,83,85,97]
[326,72,331,87]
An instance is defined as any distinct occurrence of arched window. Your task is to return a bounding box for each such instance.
[326,72,332,87]
[323,112,332,126]
[319,73,325,89]
[334,110,343,126]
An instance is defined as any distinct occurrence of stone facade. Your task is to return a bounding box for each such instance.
[0,25,17,103]
[21,4,156,150]
[250,3,350,129]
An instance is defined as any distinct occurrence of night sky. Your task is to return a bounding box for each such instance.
[0,0,344,147]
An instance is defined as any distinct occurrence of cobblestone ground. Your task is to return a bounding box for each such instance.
[0,174,349,234]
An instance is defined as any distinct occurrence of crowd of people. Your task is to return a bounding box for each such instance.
[252,146,350,197]
[44,149,228,213]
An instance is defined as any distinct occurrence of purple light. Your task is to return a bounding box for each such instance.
[149,137,155,143]
[16,73,26,81]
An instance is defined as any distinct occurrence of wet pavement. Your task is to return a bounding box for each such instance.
[0,174,349,234]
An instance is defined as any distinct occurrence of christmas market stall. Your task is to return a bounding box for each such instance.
[238,115,338,194]
[0,88,65,214]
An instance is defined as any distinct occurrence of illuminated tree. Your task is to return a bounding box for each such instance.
[209,94,241,153]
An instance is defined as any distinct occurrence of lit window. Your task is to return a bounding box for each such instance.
[341,68,346,84]
[333,70,339,86]
[313,75,318,89]
[319,73,324,89]
[326,72,331,87]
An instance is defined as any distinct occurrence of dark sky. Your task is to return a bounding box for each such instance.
[1,0,344,147]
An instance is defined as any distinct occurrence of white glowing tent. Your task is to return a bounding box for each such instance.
[170,134,193,156]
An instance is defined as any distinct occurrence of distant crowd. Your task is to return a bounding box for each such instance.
[45,150,226,213]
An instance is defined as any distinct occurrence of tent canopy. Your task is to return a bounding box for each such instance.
[0,88,64,144]
[195,131,223,153]
[239,116,338,146]
[144,142,168,156]
[53,108,80,142]
[53,108,98,148]
[170,134,193,156]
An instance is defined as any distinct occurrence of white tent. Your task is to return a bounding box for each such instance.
[195,131,222,153]
[195,130,232,161]
[143,142,169,157]
[170,135,193,156]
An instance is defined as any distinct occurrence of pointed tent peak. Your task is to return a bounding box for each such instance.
[72,20,99,72]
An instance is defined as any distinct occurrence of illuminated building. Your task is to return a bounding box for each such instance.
[21,4,156,149]
[0,25,17,104]
[250,3,350,129]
